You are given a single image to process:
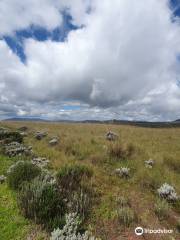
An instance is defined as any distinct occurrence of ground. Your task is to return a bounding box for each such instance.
[0,121,180,240]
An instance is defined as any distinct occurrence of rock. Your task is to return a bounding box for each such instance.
[106,131,118,141]
[145,159,154,168]
[18,126,28,131]
[35,131,47,140]
[49,138,58,146]
[31,157,49,168]
[0,175,6,184]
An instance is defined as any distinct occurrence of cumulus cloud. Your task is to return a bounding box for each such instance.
[0,0,180,120]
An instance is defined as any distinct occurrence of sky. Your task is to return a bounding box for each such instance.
[0,0,180,121]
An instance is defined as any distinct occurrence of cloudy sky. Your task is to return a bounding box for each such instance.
[0,0,180,121]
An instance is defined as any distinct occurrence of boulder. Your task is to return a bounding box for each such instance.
[49,138,58,146]
[35,131,47,140]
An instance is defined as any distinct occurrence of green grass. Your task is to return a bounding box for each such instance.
[0,180,30,240]
[0,121,180,239]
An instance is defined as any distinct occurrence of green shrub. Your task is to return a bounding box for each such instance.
[56,164,93,220]
[154,199,170,220]
[7,161,41,190]
[0,131,23,143]
[117,207,135,227]
[56,164,93,192]
[18,178,66,230]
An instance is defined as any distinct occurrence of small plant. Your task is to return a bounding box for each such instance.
[145,159,154,168]
[50,212,97,240]
[7,161,41,190]
[117,207,135,227]
[154,199,170,220]
[115,167,130,178]
[157,183,178,202]
[116,196,130,207]
[18,178,66,230]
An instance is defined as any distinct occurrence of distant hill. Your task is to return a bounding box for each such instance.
[2,117,50,122]
[2,117,180,128]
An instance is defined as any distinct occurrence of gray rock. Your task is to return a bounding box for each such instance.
[49,138,58,146]
[106,131,118,141]
[35,131,47,140]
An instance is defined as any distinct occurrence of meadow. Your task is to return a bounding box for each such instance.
[0,121,180,240]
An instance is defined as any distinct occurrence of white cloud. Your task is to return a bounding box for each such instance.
[0,0,180,120]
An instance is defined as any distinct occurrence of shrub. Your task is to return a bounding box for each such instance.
[56,164,93,193]
[154,199,170,220]
[117,207,135,227]
[0,131,23,143]
[116,196,130,207]
[18,178,66,230]
[157,183,178,202]
[7,161,41,190]
[56,164,93,220]
[50,213,98,240]
[108,143,134,160]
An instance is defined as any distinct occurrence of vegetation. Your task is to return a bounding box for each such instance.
[0,121,180,239]
[7,161,41,190]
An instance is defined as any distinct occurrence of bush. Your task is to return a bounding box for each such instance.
[154,199,170,220]
[56,164,93,193]
[50,213,98,240]
[157,183,178,202]
[56,164,93,220]
[117,207,135,227]
[0,131,23,143]
[7,161,41,190]
[108,143,134,160]
[18,178,66,230]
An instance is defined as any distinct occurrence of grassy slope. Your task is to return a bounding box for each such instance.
[0,155,30,240]
[1,121,180,240]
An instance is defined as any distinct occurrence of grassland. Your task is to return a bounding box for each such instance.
[0,121,180,239]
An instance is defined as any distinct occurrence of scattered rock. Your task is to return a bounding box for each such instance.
[49,138,58,146]
[157,183,178,201]
[19,132,28,137]
[106,131,118,141]
[115,167,130,178]
[0,175,6,184]
[18,126,28,132]
[145,159,154,168]
[35,131,47,140]
[32,157,49,168]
